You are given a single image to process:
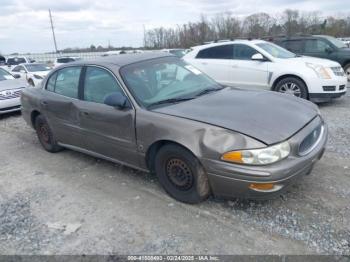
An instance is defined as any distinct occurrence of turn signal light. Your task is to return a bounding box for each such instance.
[221,151,243,163]
[249,183,275,191]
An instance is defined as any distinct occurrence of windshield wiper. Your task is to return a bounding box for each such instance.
[195,87,224,97]
[148,97,194,108]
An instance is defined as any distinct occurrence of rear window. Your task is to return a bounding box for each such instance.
[57,58,76,63]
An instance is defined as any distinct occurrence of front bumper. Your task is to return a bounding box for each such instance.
[201,116,328,199]
[0,97,21,115]
[308,77,347,102]
[309,91,347,102]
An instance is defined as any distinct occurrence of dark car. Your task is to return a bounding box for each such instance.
[273,35,350,82]
[21,53,327,203]
[0,55,6,66]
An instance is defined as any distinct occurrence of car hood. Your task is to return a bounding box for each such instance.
[283,56,341,67]
[153,88,318,145]
[0,79,27,91]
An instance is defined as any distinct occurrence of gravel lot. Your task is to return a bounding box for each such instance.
[0,91,349,255]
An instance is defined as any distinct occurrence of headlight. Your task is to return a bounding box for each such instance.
[306,63,331,79]
[33,74,43,79]
[221,141,291,165]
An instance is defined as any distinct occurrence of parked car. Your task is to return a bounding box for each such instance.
[184,40,347,102]
[0,68,27,114]
[53,57,82,67]
[11,63,51,87]
[0,55,6,66]
[5,56,34,70]
[273,35,350,82]
[21,53,327,203]
[338,37,350,48]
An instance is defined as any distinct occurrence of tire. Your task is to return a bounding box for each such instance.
[155,144,210,204]
[28,79,35,87]
[274,77,308,99]
[344,63,350,82]
[34,115,62,153]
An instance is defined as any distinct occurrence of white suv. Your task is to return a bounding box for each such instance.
[184,40,347,102]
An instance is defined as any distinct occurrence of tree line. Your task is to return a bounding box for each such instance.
[144,9,350,49]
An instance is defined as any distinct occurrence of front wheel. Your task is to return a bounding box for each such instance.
[155,144,210,204]
[28,79,35,87]
[274,77,308,99]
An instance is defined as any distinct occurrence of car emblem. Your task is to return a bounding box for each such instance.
[6,91,12,96]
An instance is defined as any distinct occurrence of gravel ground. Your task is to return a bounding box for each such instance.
[0,91,349,255]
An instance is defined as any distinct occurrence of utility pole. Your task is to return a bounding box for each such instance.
[49,9,58,53]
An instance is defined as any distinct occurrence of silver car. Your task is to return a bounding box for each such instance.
[21,53,327,203]
[0,68,27,114]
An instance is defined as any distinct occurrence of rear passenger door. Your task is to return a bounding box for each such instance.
[76,66,138,167]
[42,66,85,148]
[230,44,269,89]
[192,44,234,86]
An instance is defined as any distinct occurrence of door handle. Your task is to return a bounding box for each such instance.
[41,101,48,106]
[201,62,208,65]
[232,64,238,68]
[80,111,89,116]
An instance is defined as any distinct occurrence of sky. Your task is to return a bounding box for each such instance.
[0,0,349,54]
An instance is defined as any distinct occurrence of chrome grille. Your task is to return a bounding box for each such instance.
[299,124,324,156]
[331,66,345,77]
[0,89,22,100]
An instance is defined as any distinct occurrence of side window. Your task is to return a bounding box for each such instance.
[54,67,82,99]
[284,40,303,53]
[196,45,233,59]
[233,44,258,60]
[304,39,331,53]
[83,67,124,104]
[46,72,57,92]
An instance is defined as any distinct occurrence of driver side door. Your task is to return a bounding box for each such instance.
[75,66,138,167]
[230,44,269,89]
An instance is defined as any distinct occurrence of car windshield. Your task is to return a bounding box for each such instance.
[169,49,186,58]
[323,36,347,48]
[0,68,14,81]
[26,64,50,72]
[257,42,296,58]
[7,57,26,65]
[120,57,223,108]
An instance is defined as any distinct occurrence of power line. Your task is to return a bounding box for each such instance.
[49,9,58,53]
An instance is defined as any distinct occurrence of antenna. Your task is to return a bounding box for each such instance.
[49,9,58,53]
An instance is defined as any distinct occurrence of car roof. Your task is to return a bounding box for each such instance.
[70,52,175,68]
[191,39,267,50]
[274,35,330,41]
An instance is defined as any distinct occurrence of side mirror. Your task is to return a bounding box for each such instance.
[104,92,130,109]
[13,74,21,79]
[251,53,266,61]
[325,47,333,53]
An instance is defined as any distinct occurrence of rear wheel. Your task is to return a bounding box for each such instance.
[344,63,350,82]
[35,115,62,153]
[155,144,210,204]
[274,77,308,99]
